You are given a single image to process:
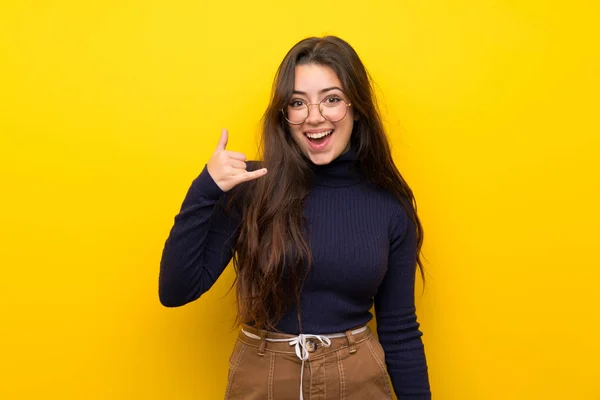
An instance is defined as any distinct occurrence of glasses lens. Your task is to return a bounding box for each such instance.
[285,103,308,124]
[320,97,348,122]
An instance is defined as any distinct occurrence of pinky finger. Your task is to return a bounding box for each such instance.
[239,168,268,183]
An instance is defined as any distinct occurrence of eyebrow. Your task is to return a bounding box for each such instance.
[292,86,344,95]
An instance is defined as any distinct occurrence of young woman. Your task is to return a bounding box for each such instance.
[159,36,431,399]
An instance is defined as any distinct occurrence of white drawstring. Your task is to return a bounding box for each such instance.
[241,327,367,400]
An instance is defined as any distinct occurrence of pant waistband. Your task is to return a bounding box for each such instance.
[242,325,367,342]
[240,326,368,400]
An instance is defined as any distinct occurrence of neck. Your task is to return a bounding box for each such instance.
[310,144,363,187]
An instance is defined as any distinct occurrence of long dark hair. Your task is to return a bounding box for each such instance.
[229,36,425,331]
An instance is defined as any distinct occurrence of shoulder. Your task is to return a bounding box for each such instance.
[360,181,410,214]
[358,181,415,238]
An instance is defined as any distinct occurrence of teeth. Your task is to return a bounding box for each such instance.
[305,130,333,139]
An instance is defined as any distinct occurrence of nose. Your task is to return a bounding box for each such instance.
[305,103,325,124]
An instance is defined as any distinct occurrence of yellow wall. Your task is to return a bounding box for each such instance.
[1,1,599,399]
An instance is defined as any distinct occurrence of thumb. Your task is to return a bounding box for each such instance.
[216,128,228,151]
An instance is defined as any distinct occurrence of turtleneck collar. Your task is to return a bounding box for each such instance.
[310,144,364,187]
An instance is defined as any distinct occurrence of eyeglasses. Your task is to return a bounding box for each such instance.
[281,96,352,125]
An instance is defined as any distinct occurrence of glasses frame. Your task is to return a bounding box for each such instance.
[280,98,352,125]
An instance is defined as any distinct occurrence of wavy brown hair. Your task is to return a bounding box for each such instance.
[229,36,425,331]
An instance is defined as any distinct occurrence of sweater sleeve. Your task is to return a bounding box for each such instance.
[374,203,431,399]
[158,165,242,307]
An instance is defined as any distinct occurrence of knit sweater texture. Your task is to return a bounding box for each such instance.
[159,145,431,398]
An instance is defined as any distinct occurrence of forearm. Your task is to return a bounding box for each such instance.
[159,166,239,307]
[377,309,431,399]
[375,203,431,398]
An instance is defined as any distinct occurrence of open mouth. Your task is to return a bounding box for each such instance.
[304,129,334,146]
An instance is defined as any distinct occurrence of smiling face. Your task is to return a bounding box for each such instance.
[287,64,355,165]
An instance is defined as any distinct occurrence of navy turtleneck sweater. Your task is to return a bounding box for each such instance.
[159,145,431,398]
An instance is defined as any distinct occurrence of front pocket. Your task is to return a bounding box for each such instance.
[225,343,273,400]
[225,340,247,400]
[228,339,244,369]
[365,337,393,399]
[337,339,393,399]
[367,336,387,368]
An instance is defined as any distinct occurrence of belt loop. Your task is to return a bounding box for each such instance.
[257,329,267,356]
[345,329,357,354]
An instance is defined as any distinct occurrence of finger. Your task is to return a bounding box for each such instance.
[236,168,268,183]
[226,150,247,161]
[216,128,228,151]
[230,168,267,185]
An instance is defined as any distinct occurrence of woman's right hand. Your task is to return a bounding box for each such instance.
[206,128,268,192]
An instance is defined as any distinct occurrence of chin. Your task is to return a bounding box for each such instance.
[306,149,341,165]
[309,156,333,165]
